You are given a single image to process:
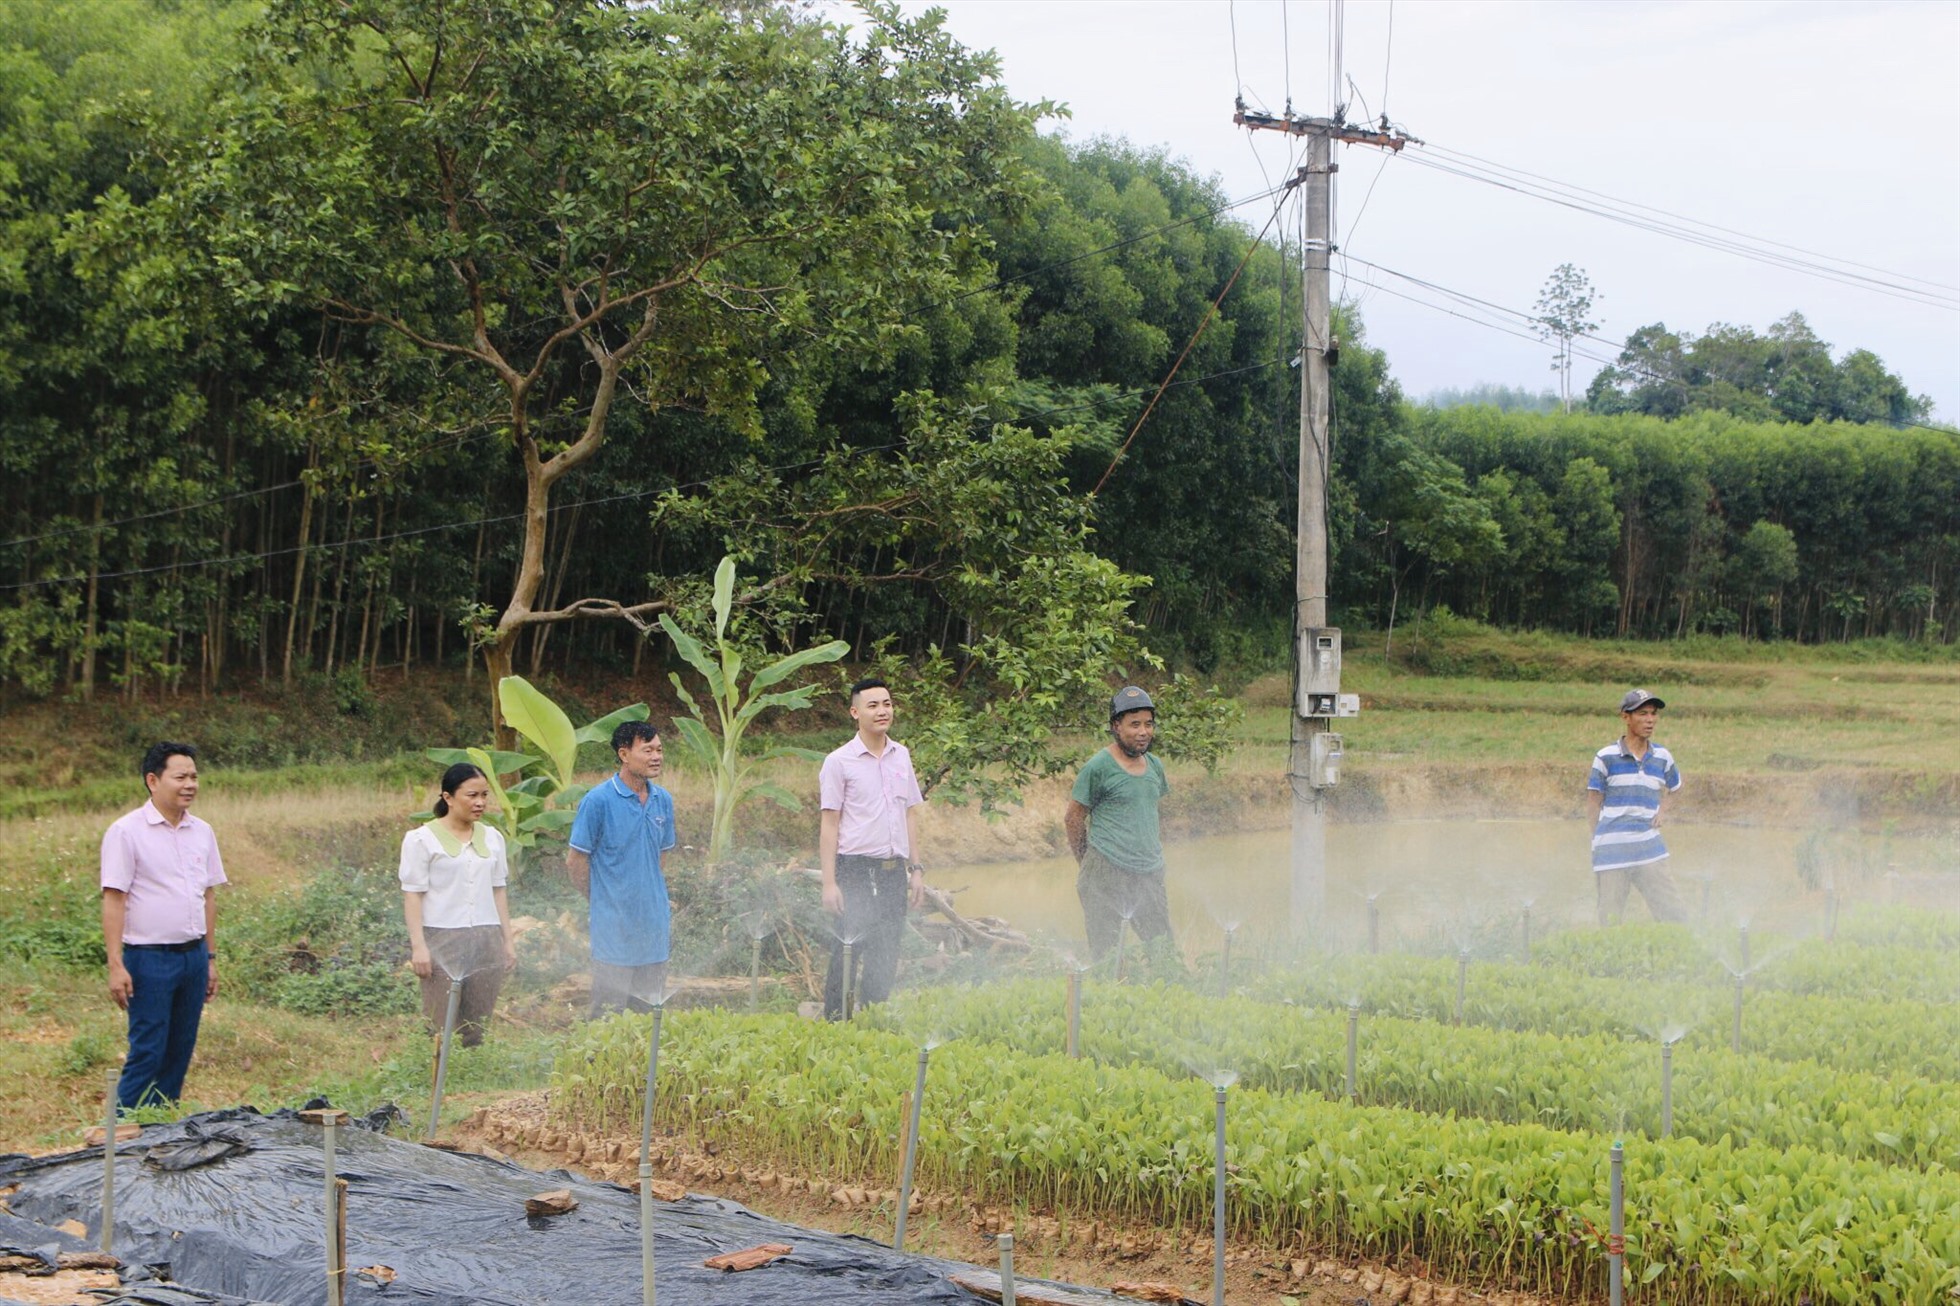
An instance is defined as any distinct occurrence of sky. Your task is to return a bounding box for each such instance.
[881,0,1960,422]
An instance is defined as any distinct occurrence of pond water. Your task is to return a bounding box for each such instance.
[945,819,1960,960]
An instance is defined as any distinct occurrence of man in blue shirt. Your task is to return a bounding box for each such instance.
[1587,689,1688,926]
[569,720,677,1016]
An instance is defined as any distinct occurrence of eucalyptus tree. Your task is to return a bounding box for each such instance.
[169,0,1045,732]
[1533,263,1600,414]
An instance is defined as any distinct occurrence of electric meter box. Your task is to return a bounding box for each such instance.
[1310,732,1344,788]
[1298,627,1343,717]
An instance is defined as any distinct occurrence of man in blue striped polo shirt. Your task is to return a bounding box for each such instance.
[1587,689,1688,925]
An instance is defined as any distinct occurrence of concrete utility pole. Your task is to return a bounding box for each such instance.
[1235,108,1410,934]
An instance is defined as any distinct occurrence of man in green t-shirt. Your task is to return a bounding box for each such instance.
[1065,685,1172,959]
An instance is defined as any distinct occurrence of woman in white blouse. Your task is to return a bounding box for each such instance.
[400,762,518,1047]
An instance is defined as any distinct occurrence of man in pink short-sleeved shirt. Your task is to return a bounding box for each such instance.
[101,742,227,1109]
[818,677,926,1019]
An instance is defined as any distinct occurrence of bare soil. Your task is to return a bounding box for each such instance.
[456,1092,1564,1306]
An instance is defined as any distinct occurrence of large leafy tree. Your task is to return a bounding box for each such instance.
[1587,312,1932,427]
[168,0,1044,731]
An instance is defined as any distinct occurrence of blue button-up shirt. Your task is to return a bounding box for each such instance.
[569,774,677,967]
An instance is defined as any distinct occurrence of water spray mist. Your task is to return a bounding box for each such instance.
[1521,903,1533,963]
[1660,1040,1675,1138]
[1066,969,1082,1060]
[1454,949,1470,1025]
[1217,925,1236,999]
[1738,924,1751,972]
[1345,1001,1359,1101]
[749,935,763,1013]
[1732,973,1745,1054]
[1367,894,1380,954]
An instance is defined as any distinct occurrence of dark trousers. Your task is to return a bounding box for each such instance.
[119,940,209,1110]
[1076,847,1174,961]
[823,856,910,1019]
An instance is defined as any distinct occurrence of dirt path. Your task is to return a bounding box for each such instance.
[456,1092,1561,1306]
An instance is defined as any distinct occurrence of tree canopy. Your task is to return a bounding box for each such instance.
[0,0,1953,731]
[1587,311,1932,427]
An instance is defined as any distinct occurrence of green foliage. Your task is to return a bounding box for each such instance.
[271,960,417,1018]
[1366,407,1960,641]
[0,876,104,967]
[1255,952,1960,1083]
[660,556,848,864]
[1533,263,1600,412]
[223,862,410,1016]
[552,1008,1960,1303]
[424,676,648,862]
[58,1028,118,1077]
[1588,312,1933,427]
[866,977,1960,1171]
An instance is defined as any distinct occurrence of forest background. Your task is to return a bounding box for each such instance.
[1,0,1955,742]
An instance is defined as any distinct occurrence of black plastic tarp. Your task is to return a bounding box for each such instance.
[0,1108,1118,1306]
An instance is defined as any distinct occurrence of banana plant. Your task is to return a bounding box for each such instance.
[425,675,649,866]
[660,555,849,864]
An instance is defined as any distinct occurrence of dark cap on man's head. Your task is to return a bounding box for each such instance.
[1619,688,1666,713]
[1110,685,1155,719]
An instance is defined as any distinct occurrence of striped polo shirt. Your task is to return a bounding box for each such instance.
[1587,739,1681,871]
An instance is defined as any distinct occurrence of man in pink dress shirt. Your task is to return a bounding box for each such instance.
[818,678,926,1019]
[101,742,227,1110]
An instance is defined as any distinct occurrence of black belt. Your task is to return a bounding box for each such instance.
[125,938,205,953]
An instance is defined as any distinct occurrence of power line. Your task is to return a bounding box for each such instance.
[1341,255,1956,432]
[1399,146,1960,312]
[1425,141,1960,296]
[955,180,1288,302]
[1223,0,1238,101]
[0,337,1304,598]
[0,425,500,554]
[0,445,892,596]
[6,181,1289,559]
[1092,182,1298,495]
[1380,0,1394,122]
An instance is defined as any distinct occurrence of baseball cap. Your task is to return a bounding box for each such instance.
[1110,685,1155,719]
[1619,689,1666,713]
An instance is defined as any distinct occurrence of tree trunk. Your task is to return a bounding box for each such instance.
[483,354,627,744]
[80,494,104,700]
[322,496,356,678]
[285,468,318,683]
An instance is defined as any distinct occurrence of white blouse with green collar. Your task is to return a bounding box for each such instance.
[398,820,508,929]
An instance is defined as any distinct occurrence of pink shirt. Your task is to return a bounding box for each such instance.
[819,735,923,859]
[101,801,228,944]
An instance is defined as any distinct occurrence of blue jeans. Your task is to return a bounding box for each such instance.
[119,941,209,1110]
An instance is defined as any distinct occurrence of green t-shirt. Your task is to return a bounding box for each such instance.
[1070,748,1169,873]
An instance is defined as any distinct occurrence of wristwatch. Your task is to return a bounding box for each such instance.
[907,861,925,875]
